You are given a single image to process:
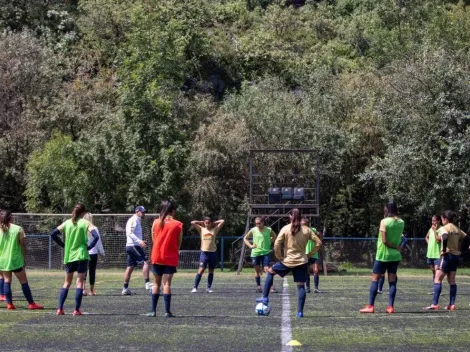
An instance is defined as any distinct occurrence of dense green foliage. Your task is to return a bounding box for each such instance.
[1,0,470,235]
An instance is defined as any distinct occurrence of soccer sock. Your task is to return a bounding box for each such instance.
[297,285,306,314]
[449,284,457,306]
[0,278,4,295]
[164,294,172,313]
[305,274,310,289]
[388,281,397,307]
[123,283,129,289]
[432,283,442,305]
[368,281,379,306]
[21,283,34,304]
[255,276,261,287]
[151,293,160,313]
[378,276,385,292]
[4,282,12,304]
[75,288,84,311]
[314,275,319,289]
[262,273,274,298]
[208,273,214,288]
[194,273,202,289]
[58,288,69,310]
[145,278,150,284]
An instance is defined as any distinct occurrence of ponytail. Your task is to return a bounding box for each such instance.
[290,208,302,236]
[72,203,87,224]
[159,200,176,228]
[0,210,12,232]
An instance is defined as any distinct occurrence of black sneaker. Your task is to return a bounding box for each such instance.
[306,287,311,293]
[165,312,176,318]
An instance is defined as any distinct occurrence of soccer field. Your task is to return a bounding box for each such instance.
[2,269,470,352]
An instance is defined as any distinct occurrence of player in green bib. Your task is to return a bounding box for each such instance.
[360,201,405,314]
[0,210,43,310]
[244,217,277,292]
[301,218,322,293]
[425,214,443,292]
[50,203,100,316]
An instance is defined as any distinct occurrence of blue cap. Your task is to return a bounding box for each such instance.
[135,206,146,213]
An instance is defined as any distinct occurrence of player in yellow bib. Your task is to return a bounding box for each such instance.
[244,217,277,293]
[50,203,100,316]
[424,210,467,311]
[425,214,444,293]
[191,216,225,293]
[0,210,43,310]
[301,218,322,293]
[360,201,405,314]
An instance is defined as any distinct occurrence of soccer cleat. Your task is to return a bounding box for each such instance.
[428,291,435,295]
[72,309,83,316]
[386,306,395,314]
[191,288,198,293]
[424,304,439,311]
[444,305,456,311]
[297,312,304,318]
[270,287,277,293]
[306,287,311,293]
[377,290,383,294]
[56,309,65,315]
[0,294,6,301]
[121,288,132,296]
[28,302,44,310]
[6,303,16,310]
[359,305,374,313]
[145,282,153,291]
[314,288,322,294]
[256,287,262,293]
[164,312,176,318]
[83,290,88,296]
[146,312,156,317]
[206,288,213,293]
[255,297,269,304]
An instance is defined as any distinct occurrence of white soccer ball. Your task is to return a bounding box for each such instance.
[256,303,270,316]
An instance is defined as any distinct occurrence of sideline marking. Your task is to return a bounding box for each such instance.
[281,277,293,352]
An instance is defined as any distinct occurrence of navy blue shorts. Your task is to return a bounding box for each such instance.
[427,258,440,267]
[272,262,308,283]
[252,254,271,267]
[65,260,89,274]
[308,257,319,265]
[200,251,217,270]
[372,260,400,275]
[126,246,147,267]
[439,254,459,273]
[151,264,177,276]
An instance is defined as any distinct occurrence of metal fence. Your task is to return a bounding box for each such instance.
[15,213,463,271]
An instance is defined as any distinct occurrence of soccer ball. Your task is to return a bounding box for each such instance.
[256,303,270,316]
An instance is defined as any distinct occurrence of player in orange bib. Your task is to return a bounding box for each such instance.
[147,200,183,317]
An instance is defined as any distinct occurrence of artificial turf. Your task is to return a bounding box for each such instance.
[2,269,470,351]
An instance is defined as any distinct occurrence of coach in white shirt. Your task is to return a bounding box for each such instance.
[122,206,152,295]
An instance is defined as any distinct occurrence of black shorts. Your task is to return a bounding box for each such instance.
[65,260,89,274]
[372,260,400,275]
[126,246,147,267]
[151,264,177,276]
[308,257,320,265]
[272,262,308,282]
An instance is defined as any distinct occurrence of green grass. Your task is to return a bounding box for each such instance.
[2,269,470,351]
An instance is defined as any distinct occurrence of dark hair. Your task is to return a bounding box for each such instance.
[203,215,214,222]
[159,200,176,228]
[254,216,265,223]
[301,217,309,224]
[290,208,302,235]
[0,210,12,232]
[72,203,87,224]
[385,200,398,217]
[441,210,457,224]
[432,214,441,222]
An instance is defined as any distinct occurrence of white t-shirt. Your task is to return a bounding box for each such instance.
[126,214,143,247]
[88,228,105,255]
